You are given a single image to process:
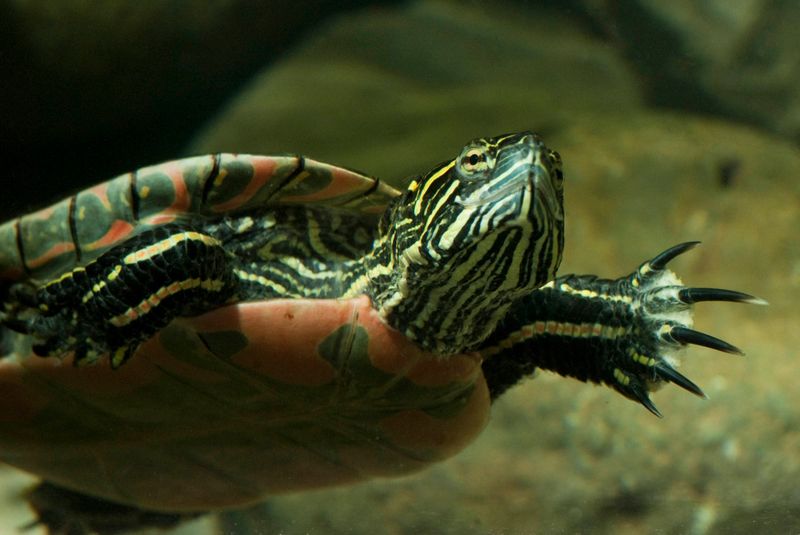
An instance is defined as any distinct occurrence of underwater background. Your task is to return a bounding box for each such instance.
[1,0,797,533]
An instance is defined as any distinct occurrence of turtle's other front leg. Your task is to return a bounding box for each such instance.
[481,242,766,416]
[24,481,202,535]
[1,224,238,368]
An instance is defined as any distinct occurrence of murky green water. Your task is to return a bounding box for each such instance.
[2,1,798,533]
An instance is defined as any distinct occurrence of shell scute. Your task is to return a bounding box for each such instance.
[378,379,489,461]
[15,199,76,277]
[0,154,399,281]
[0,147,490,513]
[0,223,23,280]
[198,155,287,215]
[134,160,193,221]
[73,179,136,254]
[0,295,490,509]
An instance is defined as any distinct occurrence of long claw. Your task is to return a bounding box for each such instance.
[649,241,700,271]
[667,326,744,355]
[679,287,768,306]
[630,387,662,418]
[655,363,706,398]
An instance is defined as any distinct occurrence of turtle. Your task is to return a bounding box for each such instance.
[0,132,762,534]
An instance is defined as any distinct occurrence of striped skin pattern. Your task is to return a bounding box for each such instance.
[211,133,563,357]
[0,132,762,528]
[1,132,756,411]
[363,133,564,354]
[11,225,239,367]
[2,133,565,368]
[480,242,760,416]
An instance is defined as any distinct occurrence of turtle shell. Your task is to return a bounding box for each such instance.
[0,297,488,511]
[0,155,489,512]
[0,154,399,281]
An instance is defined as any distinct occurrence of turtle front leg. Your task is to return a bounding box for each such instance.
[1,225,239,368]
[481,242,766,416]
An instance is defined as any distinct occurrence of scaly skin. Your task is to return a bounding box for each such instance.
[9,242,764,535]
[0,133,764,534]
[481,242,764,416]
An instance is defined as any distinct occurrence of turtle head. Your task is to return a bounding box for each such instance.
[370,132,565,354]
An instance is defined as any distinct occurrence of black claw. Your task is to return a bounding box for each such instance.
[678,287,768,305]
[631,387,662,418]
[655,363,706,398]
[668,326,744,355]
[649,241,700,271]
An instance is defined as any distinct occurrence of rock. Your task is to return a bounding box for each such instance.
[189,0,643,180]
[573,0,800,142]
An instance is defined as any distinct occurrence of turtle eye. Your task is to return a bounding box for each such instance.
[456,145,493,179]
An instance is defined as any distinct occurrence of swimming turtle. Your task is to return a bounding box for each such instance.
[0,132,761,534]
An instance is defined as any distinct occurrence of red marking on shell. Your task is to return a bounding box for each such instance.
[162,161,191,214]
[84,182,114,210]
[81,219,135,253]
[361,310,483,387]
[203,299,341,386]
[210,156,279,213]
[23,203,60,222]
[187,296,484,388]
[184,298,362,386]
[378,375,489,460]
[143,214,180,225]
[280,160,371,204]
[0,296,491,508]
[25,241,75,270]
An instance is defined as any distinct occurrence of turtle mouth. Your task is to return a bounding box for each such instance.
[531,165,563,222]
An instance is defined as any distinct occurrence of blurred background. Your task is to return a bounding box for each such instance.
[1,0,797,533]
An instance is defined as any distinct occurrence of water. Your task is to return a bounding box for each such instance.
[1,1,797,533]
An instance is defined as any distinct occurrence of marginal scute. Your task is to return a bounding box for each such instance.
[196,330,249,360]
[204,156,286,213]
[18,199,75,278]
[133,164,183,219]
[209,300,341,386]
[378,374,490,463]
